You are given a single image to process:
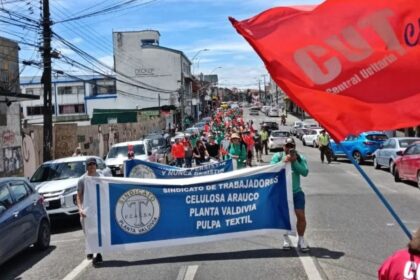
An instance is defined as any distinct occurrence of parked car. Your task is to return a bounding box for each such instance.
[329,131,388,164]
[296,122,320,140]
[373,137,420,172]
[268,130,292,151]
[192,122,206,133]
[268,107,279,117]
[31,156,110,216]
[106,141,152,176]
[249,106,260,116]
[185,127,200,135]
[0,178,50,266]
[291,121,303,136]
[302,128,324,147]
[261,106,271,115]
[393,141,420,187]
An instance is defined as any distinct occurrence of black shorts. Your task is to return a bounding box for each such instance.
[247,150,253,159]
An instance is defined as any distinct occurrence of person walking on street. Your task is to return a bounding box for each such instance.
[242,130,255,167]
[253,130,263,163]
[378,227,420,279]
[260,127,269,155]
[193,140,209,166]
[270,138,310,252]
[171,138,185,167]
[184,141,193,168]
[318,130,332,164]
[76,157,104,265]
[229,133,247,170]
[206,135,220,160]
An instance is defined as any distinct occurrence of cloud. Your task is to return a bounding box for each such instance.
[98,55,114,68]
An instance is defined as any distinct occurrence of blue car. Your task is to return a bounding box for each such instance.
[329,132,388,164]
[0,178,50,266]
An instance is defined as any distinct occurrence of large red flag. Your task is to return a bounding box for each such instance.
[230,0,420,141]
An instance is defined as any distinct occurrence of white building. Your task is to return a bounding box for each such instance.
[20,75,116,125]
[113,30,192,121]
[20,30,192,128]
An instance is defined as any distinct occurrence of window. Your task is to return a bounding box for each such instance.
[388,139,396,149]
[0,184,13,210]
[141,39,157,46]
[404,145,416,155]
[9,181,29,203]
[77,86,85,95]
[57,86,73,95]
[94,80,116,95]
[59,104,85,114]
[27,105,55,116]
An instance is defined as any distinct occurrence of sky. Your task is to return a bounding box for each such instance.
[2,0,321,89]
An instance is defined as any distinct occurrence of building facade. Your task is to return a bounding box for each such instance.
[113,30,192,128]
[20,75,117,125]
[0,37,38,176]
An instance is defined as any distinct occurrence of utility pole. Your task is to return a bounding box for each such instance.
[42,0,53,161]
[262,74,267,104]
[258,79,262,104]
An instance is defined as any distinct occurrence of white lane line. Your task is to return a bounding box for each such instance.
[51,238,83,244]
[176,265,199,280]
[62,259,91,280]
[289,236,323,280]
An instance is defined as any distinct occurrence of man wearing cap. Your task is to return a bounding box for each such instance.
[77,157,104,265]
[270,138,310,252]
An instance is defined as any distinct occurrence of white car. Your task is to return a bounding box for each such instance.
[302,128,324,147]
[106,140,152,176]
[261,106,271,115]
[30,156,110,217]
[268,107,279,117]
[268,130,292,151]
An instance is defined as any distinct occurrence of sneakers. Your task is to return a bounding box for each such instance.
[283,239,291,250]
[298,238,310,252]
[86,254,93,260]
[92,253,103,266]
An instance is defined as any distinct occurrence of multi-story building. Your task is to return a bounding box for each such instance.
[113,30,192,127]
[20,75,116,125]
[0,36,38,176]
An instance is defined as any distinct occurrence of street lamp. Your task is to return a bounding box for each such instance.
[191,49,209,75]
[210,66,222,74]
[191,48,209,61]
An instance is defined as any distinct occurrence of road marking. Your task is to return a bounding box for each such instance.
[289,236,324,280]
[62,259,90,280]
[176,265,199,280]
[51,238,83,244]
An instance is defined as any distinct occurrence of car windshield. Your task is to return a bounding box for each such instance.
[147,138,165,148]
[108,144,145,159]
[366,134,388,141]
[271,131,290,137]
[399,139,418,148]
[30,161,86,182]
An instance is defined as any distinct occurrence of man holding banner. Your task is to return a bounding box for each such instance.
[271,138,310,252]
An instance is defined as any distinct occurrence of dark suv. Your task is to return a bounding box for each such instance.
[260,121,279,134]
[0,178,50,266]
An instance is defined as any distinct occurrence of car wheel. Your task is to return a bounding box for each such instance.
[352,151,362,164]
[35,219,50,250]
[313,141,317,148]
[389,160,394,174]
[394,168,401,182]
[373,157,380,169]
[417,171,420,188]
[302,139,306,146]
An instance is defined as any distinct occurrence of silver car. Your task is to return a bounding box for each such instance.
[373,137,420,173]
[268,130,292,152]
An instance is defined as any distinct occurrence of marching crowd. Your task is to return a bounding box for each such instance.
[170,108,271,169]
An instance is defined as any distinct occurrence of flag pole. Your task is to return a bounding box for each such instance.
[338,143,412,240]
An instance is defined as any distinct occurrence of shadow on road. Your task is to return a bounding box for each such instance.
[309,247,345,259]
[50,216,82,234]
[97,247,345,268]
[0,246,56,280]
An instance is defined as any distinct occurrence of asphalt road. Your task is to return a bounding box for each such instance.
[2,108,419,280]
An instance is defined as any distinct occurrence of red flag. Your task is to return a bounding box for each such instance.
[230,0,420,141]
